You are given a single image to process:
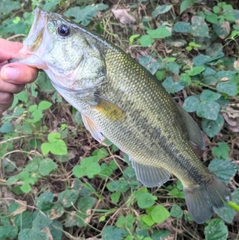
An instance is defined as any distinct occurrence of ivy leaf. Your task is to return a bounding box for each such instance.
[39,158,57,176]
[216,82,238,96]
[196,101,220,120]
[208,159,238,184]
[180,0,195,14]
[152,5,172,17]
[212,142,230,160]
[102,226,127,240]
[200,90,221,102]
[204,219,228,240]
[213,21,230,39]
[38,101,52,111]
[183,96,200,112]
[170,204,183,218]
[188,66,205,76]
[147,26,172,39]
[73,155,101,179]
[136,192,156,209]
[58,190,79,208]
[139,35,153,47]
[64,4,109,26]
[202,114,224,137]
[147,205,170,223]
[173,22,191,33]
[191,16,209,37]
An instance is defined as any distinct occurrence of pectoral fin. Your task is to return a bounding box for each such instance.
[130,159,170,188]
[81,114,105,143]
[92,95,126,121]
[177,104,205,150]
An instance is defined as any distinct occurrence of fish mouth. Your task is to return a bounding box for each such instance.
[16,7,51,69]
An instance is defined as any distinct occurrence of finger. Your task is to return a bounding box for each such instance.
[0,80,25,93]
[0,39,23,62]
[0,92,13,115]
[1,63,38,84]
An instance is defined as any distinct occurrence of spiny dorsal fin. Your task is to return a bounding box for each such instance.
[177,104,206,150]
[130,159,171,188]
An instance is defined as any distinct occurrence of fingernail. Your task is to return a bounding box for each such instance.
[1,67,18,82]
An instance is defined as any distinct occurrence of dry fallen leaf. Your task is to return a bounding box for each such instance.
[223,103,239,132]
[112,8,136,24]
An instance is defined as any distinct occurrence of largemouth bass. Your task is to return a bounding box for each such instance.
[15,8,231,224]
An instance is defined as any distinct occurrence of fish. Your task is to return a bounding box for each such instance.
[14,7,231,224]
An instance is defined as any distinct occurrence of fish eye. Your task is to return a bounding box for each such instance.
[58,24,70,37]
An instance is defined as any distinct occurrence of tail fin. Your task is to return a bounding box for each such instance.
[184,175,231,224]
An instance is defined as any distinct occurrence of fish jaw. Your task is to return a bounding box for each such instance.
[17,7,54,69]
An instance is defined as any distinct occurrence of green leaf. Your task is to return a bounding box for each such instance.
[188,66,205,76]
[151,230,171,240]
[213,21,230,39]
[76,196,96,227]
[18,228,48,240]
[204,219,228,240]
[141,215,155,227]
[38,100,52,110]
[200,90,221,102]
[14,211,33,229]
[147,205,170,223]
[0,122,13,133]
[58,190,79,207]
[73,155,101,178]
[110,192,121,204]
[64,4,109,26]
[136,192,156,209]
[180,0,194,14]
[49,220,63,240]
[213,6,221,14]
[152,5,173,17]
[196,101,220,120]
[129,34,140,44]
[107,179,129,193]
[138,55,160,74]
[139,35,153,47]
[102,226,127,240]
[166,62,180,75]
[193,54,211,66]
[170,204,183,218]
[32,212,52,230]
[116,214,135,231]
[39,158,57,176]
[190,16,209,37]
[173,22,191,33]
[41,133,67,156]
[208,159,237,184]
[212,142,230,160]
[213,202,235,224]
[36,192,54,211]
[216,82,238,96]
[162,76,185,94]
[183,96,200,112]
[205,12,218,24]
[147,26,172,39]
[202,114,224,137]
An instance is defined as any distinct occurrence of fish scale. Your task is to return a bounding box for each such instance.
[15,7,231,224]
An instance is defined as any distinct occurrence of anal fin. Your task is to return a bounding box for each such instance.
[131,159,171,188]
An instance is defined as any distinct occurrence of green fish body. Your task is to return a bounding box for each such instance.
[16,8,231,224]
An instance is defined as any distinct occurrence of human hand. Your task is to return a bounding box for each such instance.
[0,39,38,115]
